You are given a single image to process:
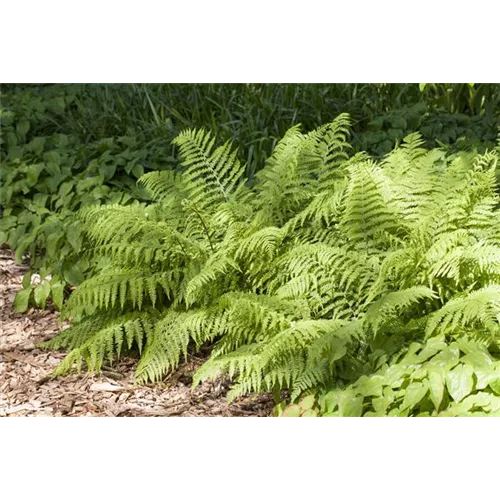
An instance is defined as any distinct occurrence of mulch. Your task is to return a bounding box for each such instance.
[0,249,274,417]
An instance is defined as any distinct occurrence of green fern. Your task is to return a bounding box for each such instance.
[43,119,500,406]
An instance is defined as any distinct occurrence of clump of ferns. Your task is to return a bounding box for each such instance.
[41,117,500,403]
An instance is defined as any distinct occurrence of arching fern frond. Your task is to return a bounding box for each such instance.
[426,285,500,340]
[173,129,245,212]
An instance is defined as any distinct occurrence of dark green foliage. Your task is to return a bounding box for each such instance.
[41,115,500,414]
[0,86,175,297]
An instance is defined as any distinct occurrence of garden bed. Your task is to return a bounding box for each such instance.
[0,249,274,417]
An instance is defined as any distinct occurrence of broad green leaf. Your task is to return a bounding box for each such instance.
[411,367,427,381]
[17,116,31,136]
[490,396,500,413]
[66,226,82,251]
[430,346,460,371]
[402,381,428,410]
[132,164,144,179]
[32,193,49,208]
[5,131,17,147]
[27,164,45,186]
[46,232,63,258]
[14,288,32,313]
[8,146,22,160]
[416,412,431,417]
[281,404,301,417]
[428,369,445,411]
[272,402,286,417]
[339,393,363,417]
[301,409,318,417]
[45,171,64,191]
[356,375,383,397]
[319,390,341,413]
[446,364,474,403]
[55,134,69,148]
[100,163,117,181]
[475,366,494,390]
[298,395,315,411]
[372,396,390,414]
[384,364,407,388]
[30,136,46,155]
[419,83,427,92]
[417,340,447,362]
[462,350,493,370]
[404,342,422,360]
[22,271,33,290]
[44,151,61,166]
[34,280,51,309]
[50,283,65,310]
[461,393,492,411]
[489,372,500,395]
[58,181,74,197]
[63,266,85,286]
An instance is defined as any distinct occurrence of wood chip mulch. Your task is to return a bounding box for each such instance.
[0,249,274,417]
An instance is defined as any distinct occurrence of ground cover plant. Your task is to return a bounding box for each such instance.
[0,86,175,307]
[39,113,500,415]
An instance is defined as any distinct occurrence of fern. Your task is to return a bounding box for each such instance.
[43,119,500,406]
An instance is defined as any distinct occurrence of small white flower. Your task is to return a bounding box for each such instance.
[30,273,41,286]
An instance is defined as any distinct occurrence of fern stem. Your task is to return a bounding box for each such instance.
[190,204,215,252]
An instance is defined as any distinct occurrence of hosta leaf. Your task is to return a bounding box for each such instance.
[22,271,33,289]
[34,280,51,309]
[14,288,32,313]
[446,364,474,403]
[50,283,65,310]
[63,265,85,286]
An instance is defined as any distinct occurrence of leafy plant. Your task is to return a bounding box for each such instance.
[40,115,500,412]
[290,338,500,417]
[0,87,174,298]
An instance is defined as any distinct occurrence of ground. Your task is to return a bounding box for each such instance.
[0,249,274,417]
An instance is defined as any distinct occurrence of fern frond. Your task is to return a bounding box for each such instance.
[364,286,437,335]
[52,314,154,376]
[173,129,245,212]
[426,285,500,339]
[138,170,186,201]
[185,252,240,307]
[341,161,400,251]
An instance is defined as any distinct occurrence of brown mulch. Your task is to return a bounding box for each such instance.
[0,249,274,417]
